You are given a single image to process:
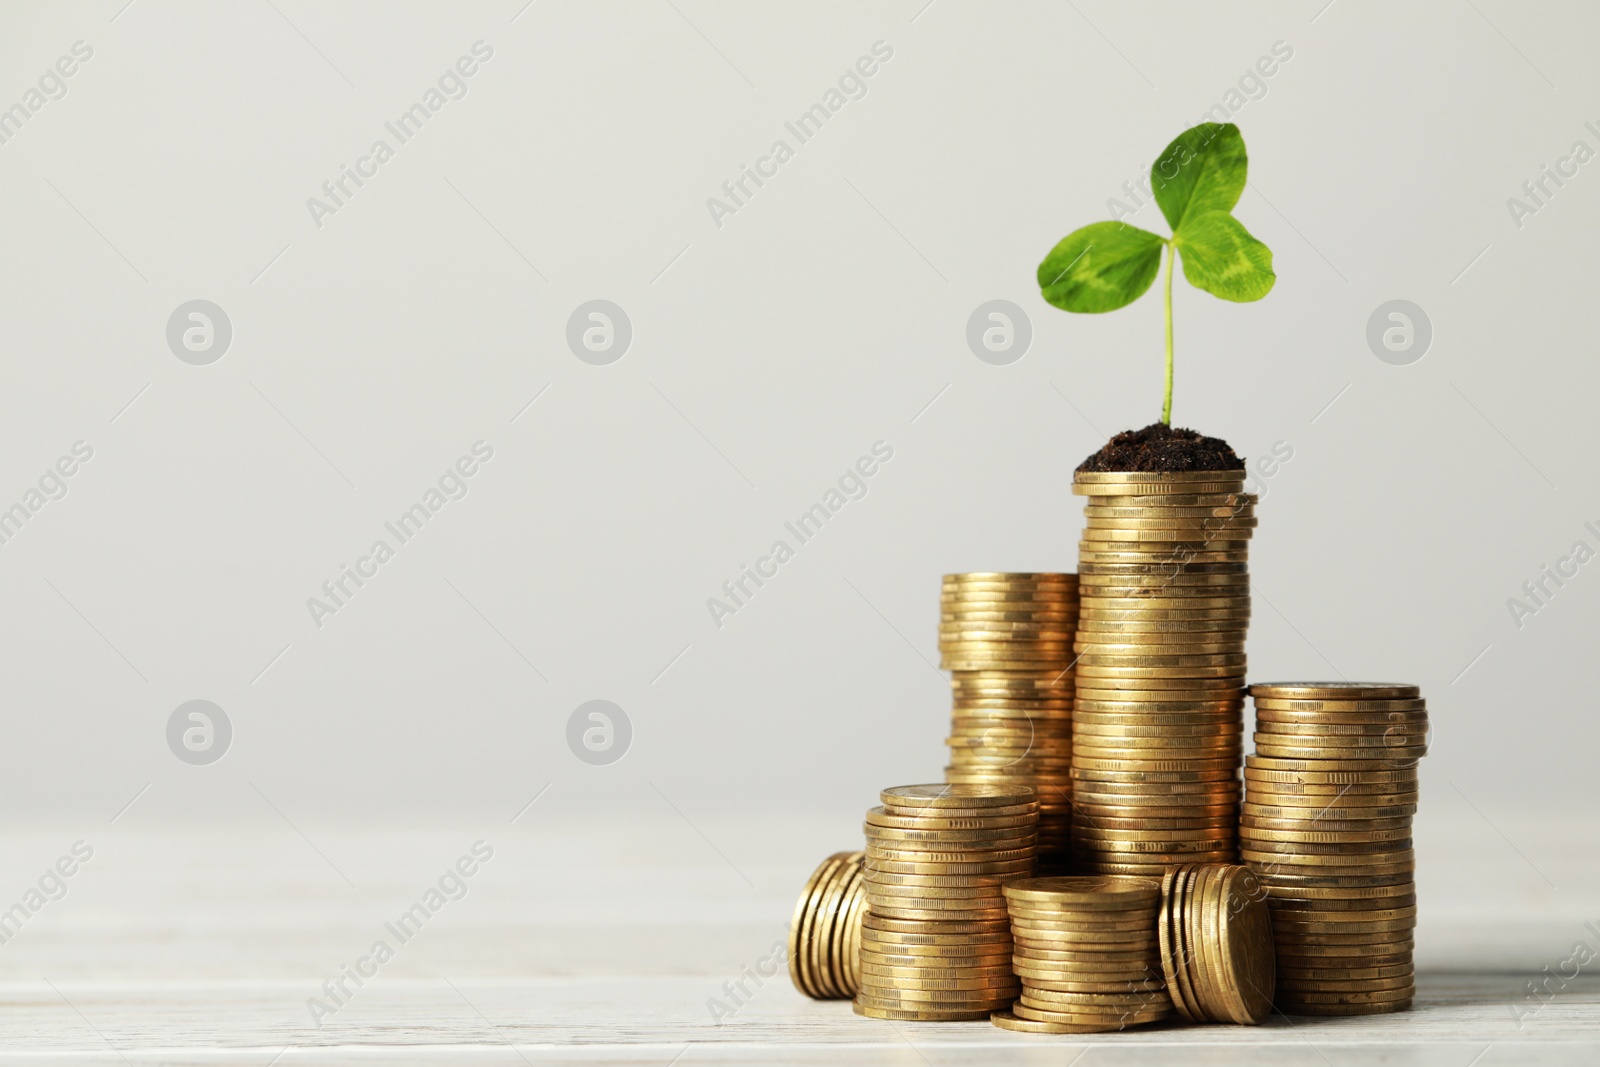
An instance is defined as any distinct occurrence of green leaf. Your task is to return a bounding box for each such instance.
[1173,211,1275,302]
[1151,123,1247,232]
[1037,221,1165,314]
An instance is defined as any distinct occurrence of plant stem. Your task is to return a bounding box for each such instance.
[1161,240,1176,425]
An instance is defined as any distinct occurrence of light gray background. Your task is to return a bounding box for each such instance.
[0,0,1593,945]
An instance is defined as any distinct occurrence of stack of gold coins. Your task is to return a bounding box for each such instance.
[991,875,1172,1034]
[855,784,1037,1021]
[939,573,1078,864]
[1069,471,1253,874]
[1157,862,1277,1024]
[788,851,867,999]
[1241,682,1426,1016]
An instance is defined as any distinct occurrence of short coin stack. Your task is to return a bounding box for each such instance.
[1070,470,1254,874]
[788,851,867,999]
[1157,863,1277,1024]
[991,875,1172,1034]
[1241,682,1427,1016]
[855,784,1038,1021]
[939,573,1078,863]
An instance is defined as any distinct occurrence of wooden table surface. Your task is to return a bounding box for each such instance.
[0,814,1591,1064]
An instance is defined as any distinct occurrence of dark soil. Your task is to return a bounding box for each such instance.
[1077,423,1244,473]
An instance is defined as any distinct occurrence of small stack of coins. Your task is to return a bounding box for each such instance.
[939,573,1078,863]
[1157,863,1277,1024]
[855,784,1037,1021]
[788,851,867,999]
[1241,682,1427,1016]
[1070,471,1253,874]
[991,875,1172,1034]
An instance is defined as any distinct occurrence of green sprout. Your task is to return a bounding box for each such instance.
[1037,122,1275,425]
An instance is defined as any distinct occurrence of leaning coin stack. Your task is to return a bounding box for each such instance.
[854,784,1038,1021]
[1241,682,1427,1016]
[991,875,1172,1034]
[939,573,1078,864]
[788,851,867,999]
[1157,863,1276,1024]
[1070,470,1254,874]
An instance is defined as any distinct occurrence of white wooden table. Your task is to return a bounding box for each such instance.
[0,815,1591,1064]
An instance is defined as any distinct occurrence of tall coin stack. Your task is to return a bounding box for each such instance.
[939,573,1078,864]
[1069,470,1255,874]
[991,875,1172,1034]
[788,851,867,999]
[1241,682,1427,1016]
[855,784,1038,1021]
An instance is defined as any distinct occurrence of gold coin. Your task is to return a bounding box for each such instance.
[869,806,1042,825]
[1081,559,1249,574]
[1002,911,1153,931]
[1253,708,1427,727]
[1253,736,1426,754]
[788,852,848,999]
[1081,514,1255,530]
[1249,683,1420,700]
[1277,975,1414,994]
[1012,1002,1169,1026]
[1261,881,1415,900]
[1244,780,1417,798]
[1002,874,1162,904]
[860,962,1018,980]
[865,824,1042,843]
[861,943,1013,962]
[1081,684,1241,700]
[1240,842,1413,861]
[853,1000,993,1022]
[857,982,1021,1001]
[1271,901,1418,919]
[863,867,1034,887]
[1078,580,1251,596]
[1248,697,1427,713]
[1271,916,1417,935]
[1273,998,1413,1016]
[1239,825,1411,844]
[1253,703,1427,718]
[1013,956,1156,975]
[1085,501,1256,517]
[1255,722,1427,740]
[1241,810,1413,829]
[1073,733,1240,750]
[1246,757,1419,776]
[989,1009,1119,1033]
[1076,650,1248,666]
[1274,985,1416,1004]
[1074,777,1240,794]
[882,784,1037,808]
[1075,703,1242,718]
[1244,786,1418,804]
[1078,550,1249,563]
[870,907,1014,923]
[867,841,1040,860]
[1278,962,1413,981]
[863,913,1009,933]
[867,857,1037,877]
[864,806,1040,831]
